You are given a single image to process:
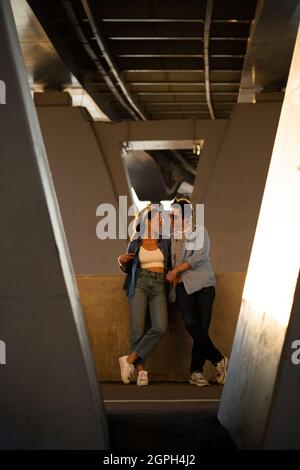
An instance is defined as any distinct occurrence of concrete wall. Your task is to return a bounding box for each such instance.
[37,105,128,275]
[93,111,281,274]
[92,118,227,208]
[193,102,282,272]
[218,28,300,449]
[264,273,300,449]
[76,273,246,382]
[0,1,108,449]
[36,104,280,275]
[34,99,281,395]
[36,107,228,274]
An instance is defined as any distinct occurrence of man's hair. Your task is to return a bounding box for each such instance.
[171,197,193,219]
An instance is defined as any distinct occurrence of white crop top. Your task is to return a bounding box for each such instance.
[139,246,164,269]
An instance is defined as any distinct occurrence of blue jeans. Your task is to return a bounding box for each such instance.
[129,269,168,364]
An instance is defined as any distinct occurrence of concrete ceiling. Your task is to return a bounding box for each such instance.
[14,0,300,122]
[24,0,257,120]
[12,0,300,201]
[11,0,77,90]
[238,0,300,102]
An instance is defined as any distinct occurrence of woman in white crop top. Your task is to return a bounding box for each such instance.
[118,206,170,386]
[138,245,164,270]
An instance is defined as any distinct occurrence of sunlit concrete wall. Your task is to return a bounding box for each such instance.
[264,275,300,449]
[76,273,246,381]
[218,27,300,450]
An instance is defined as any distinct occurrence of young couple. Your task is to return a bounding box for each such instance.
[117,198,228,387]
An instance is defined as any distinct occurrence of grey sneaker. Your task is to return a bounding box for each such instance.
[137,370,149,386]
[119,355,134,384]
[189,372,210,387]
[215,356,228,385]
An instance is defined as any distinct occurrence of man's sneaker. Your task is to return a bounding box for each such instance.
[214,356,228,385]
[119,355,134,384]
[137,370,149,386]
[189,372,210,387]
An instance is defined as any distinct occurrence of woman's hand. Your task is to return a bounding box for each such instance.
[118,253,135,264]
[166,269,178,284]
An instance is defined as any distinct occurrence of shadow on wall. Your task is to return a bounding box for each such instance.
[76,273,246,382]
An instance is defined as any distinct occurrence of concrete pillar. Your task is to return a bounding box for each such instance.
[218,26,300,449]
[0,1,108,449]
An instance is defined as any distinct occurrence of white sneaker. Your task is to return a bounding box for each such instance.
[189,372,210,387]
[137,370,149,386]
[129,363,135,381]
[214,356,228,385]
[119,355,134,384]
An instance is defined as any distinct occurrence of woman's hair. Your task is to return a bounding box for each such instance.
[131,205,161,239]
[171,197,193,220]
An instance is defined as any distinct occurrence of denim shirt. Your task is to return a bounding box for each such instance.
[169,225,216,302]
[121,237,170,298]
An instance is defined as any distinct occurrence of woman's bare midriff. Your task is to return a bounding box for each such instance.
[145,266,165,273]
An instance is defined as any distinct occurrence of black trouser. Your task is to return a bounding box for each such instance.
[176,283,223,373]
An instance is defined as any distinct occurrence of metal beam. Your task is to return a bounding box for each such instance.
[101,18,251,23]
[212,37,249,41]
[204,0,215,119]
[211,55,244,58]
[143,102,235,106]
[117,54,244,58]
[102,18,206,23]
[118,54,204,58]
[109,36,204,40]
[172,150,198,176]
[127,82,240,86]
[136,91,238,95]
[122,69,242,72]
[62,1,138,120]
[108,37,248,41]
[213,19,251,23]
[126,140,203,151]
[81,0,146,120]
[123,69,205,72]
[149,111,210,115]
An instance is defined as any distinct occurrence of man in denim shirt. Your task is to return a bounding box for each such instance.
[166,198,228,387]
